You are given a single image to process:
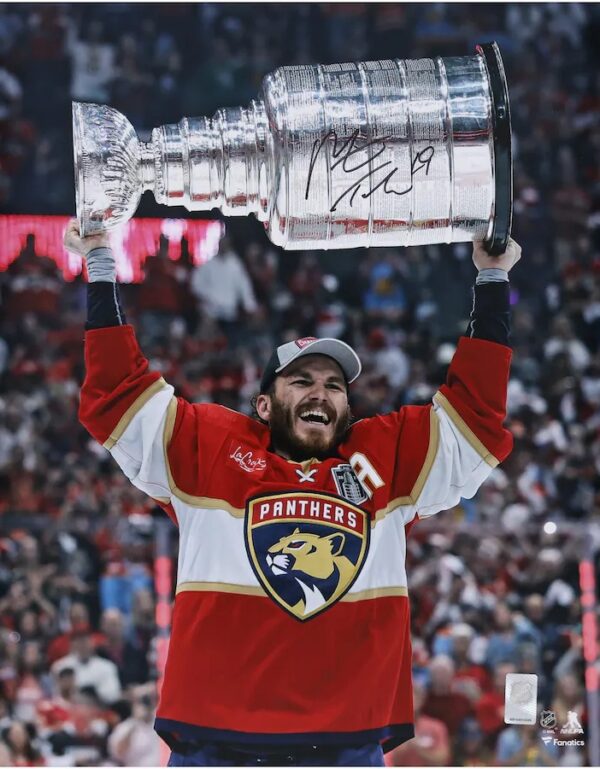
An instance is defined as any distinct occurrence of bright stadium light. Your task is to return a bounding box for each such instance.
[544,521,557,535]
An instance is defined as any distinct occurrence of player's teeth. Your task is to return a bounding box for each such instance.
[300,410,329,423]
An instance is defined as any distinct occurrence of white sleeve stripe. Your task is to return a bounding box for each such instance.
[108,385,174,504]
[433,390,499,467]
[103,377,169,450]
[412,406,495,520]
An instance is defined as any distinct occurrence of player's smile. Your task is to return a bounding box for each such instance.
[295,404,334,436]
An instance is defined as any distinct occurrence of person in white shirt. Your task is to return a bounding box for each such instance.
[191,235,258,346]
[52,627,122,705]
[108,684,161,766]
[68,20,115,102]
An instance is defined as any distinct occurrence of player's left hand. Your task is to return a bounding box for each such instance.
[472,237,522,273]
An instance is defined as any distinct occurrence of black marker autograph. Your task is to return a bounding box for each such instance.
[304,129,435,213]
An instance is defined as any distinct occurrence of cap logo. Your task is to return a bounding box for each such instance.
[295,337,317,349]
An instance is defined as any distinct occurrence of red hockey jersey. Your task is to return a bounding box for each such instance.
[79,325,512,752]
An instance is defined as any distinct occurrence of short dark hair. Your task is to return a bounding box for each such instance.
[250,381,274,425]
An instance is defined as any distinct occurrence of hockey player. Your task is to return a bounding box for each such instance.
[65,220,520,767]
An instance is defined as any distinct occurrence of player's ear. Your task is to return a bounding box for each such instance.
[256,393,272,422]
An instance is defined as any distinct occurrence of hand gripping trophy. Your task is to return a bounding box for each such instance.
[72,42,512,253]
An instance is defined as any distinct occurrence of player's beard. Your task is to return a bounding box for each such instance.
[268,395,351,462]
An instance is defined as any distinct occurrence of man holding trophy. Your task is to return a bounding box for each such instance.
[66,43,520,767]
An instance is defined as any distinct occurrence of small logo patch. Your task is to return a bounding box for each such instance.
[295,337,317,349]
[331,464,368,505]
[228,441,267,474]
[560,711,584,735]
[245,492,369,621]
[540,710,557,730]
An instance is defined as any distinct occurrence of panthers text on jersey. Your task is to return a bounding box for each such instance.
[79,325,513,752]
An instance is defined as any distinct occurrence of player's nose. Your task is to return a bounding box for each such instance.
[305,382,329,401]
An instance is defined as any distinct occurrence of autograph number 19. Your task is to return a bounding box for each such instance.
[304,129,435,213]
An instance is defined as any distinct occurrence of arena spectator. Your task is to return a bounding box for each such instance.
[52,628,121,706]
[496,723,558,766]
[191,234,258,346]
[385,680,450,766]
[68,20,115,103]
[96,608,150,687]
[551,673,586,735]
[2,719,44,766]
[107,684,160,766]
[454,717,492,766]
[422,655,473,738]
[474,662,516,741]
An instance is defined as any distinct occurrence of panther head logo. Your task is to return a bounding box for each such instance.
[266,528,354,616]
[246,492,369,621]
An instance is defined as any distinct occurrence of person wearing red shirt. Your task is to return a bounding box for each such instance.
[385,681,450,766]
[422,655,473,737]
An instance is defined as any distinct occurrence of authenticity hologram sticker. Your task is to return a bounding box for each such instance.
[504,673,538,725]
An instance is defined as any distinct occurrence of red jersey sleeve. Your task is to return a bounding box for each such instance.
[351,336,512,523]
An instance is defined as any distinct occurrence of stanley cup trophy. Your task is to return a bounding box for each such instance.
[73,42,512,254]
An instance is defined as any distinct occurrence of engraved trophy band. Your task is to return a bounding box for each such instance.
[73,42,512,254]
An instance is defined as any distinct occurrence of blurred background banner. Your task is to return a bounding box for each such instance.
[0,2,598,767]
[0,215,223,280]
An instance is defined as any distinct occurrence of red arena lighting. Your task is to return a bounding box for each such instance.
[0,215,224,282]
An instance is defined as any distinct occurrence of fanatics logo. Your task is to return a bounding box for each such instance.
[331,464,369,505]
[228,441,267,474]
[245,492,369,621]
[295,337,317,349]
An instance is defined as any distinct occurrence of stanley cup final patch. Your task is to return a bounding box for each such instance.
[245,492,369,621]
[504,673,538,725]
[331,464,369,505]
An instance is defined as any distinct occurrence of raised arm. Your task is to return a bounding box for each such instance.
[65,221,176,511]
[377,239,521,523]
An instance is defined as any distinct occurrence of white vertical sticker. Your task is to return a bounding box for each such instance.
[504,673,538,725]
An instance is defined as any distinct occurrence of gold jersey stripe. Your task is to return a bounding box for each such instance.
[433,391,499,468]
[176,581,265,597]
[341,586,408,601]
[176,581,408,601]
[103,377,169,450]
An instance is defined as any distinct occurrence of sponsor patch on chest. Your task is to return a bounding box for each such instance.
[245,492,369,621]
[228,440,267,474]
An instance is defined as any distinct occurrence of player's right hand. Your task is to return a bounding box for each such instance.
[63,218,110,257]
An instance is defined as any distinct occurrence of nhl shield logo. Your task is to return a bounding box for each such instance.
[540,710,556,730]
[245,492,369,621]
[331,464,369,505]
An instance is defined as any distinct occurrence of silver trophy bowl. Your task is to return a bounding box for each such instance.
[73,42,512,254]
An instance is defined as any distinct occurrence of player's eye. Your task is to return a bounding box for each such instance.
[292,379,311,386]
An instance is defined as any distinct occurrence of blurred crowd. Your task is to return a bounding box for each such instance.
[0,2,599,766]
